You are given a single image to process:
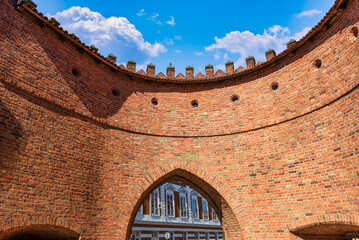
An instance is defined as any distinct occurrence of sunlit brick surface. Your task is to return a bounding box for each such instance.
[0,0,358,239]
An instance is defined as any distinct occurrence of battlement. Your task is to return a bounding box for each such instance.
[14,0,351,83]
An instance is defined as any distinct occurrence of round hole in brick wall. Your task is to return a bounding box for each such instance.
[112,89,120,97]
[271,82,279,91]
[351,26,358,38]
[191,100,199,108]
[71,68,80,77]
[313,59,322,69]
[151,98,158,106]
[231,95,239,103]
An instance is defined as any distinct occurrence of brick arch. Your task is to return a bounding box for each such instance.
[287,214,359,238]
[0,215,82,238]
[122,160,251,240]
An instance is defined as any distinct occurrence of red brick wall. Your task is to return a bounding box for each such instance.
[0,0,359,239]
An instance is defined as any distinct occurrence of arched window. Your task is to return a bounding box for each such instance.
[202,199,209,220]
[179,186,188,218]
[192,195,199,219]
[150,189,160,216]
[212,208,218,221]
[166,190,175,217]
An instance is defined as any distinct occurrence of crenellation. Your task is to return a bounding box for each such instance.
[225,60,234,74]
[286,39,297,48]
[89,45,98,52]
[186,66,194,79]
[265,49,276,61]
[69,33,79,41]
[205,64,214,78]
[127,60,136,72]
[49,17,60,27]
[11,0,348,83]
[246,56,256,69]
[147,63,156,77]
[107,53,117,64]
[24,0,37,8]
[167,63,175,78]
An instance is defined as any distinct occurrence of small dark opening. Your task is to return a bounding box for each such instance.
[191,100,199,108]
[112,89,120,97]
[351,26,358,38]
[71,68,80,77]
[271,82,279,91]
[151,98,158,106]
[313,59,322,69]
[2,225,80,240]
[231,95,239,103]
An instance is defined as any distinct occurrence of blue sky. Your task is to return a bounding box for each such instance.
[35,0,335,75]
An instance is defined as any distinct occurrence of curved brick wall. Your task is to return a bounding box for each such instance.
[0,0,358,239]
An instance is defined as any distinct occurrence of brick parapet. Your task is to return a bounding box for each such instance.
[1,0,359,137]
[10,0,355,83]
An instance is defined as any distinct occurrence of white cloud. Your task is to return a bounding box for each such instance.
[215,64,225,71]
[175,50,182,53]
[136,63,149,71]
[49,7,167,63]
[268,25,290,35]
[166,16,176,26]
[295,9,323,18]
[292,27,312,41]
[205,25,311,67]
[174,35,182,40]
[223,53,228,60]
[137,9,146,17]
[195,51,204,56]
[162,38,174,46]
[214,53,220,60]
[148,12,162,25]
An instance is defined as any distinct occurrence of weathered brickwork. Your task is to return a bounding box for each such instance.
[0,0,358,239]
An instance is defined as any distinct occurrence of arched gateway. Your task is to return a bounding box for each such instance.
[124,168,246,240]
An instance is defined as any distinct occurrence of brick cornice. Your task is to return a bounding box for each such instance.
[287,214,359,233]
[0,215,82,237]
[16,0,351,84]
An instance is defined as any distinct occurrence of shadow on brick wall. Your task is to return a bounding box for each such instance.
[0,98,25,194]
[0,99,24,164]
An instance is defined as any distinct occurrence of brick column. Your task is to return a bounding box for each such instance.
[246,56,256,69]
[147,63,155,77]
[265,49,276,61]
[186,66,194,79]
[127,60,136,72]
[225,61,234,74]
[167,63,175,78]
[205,64,214,78]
